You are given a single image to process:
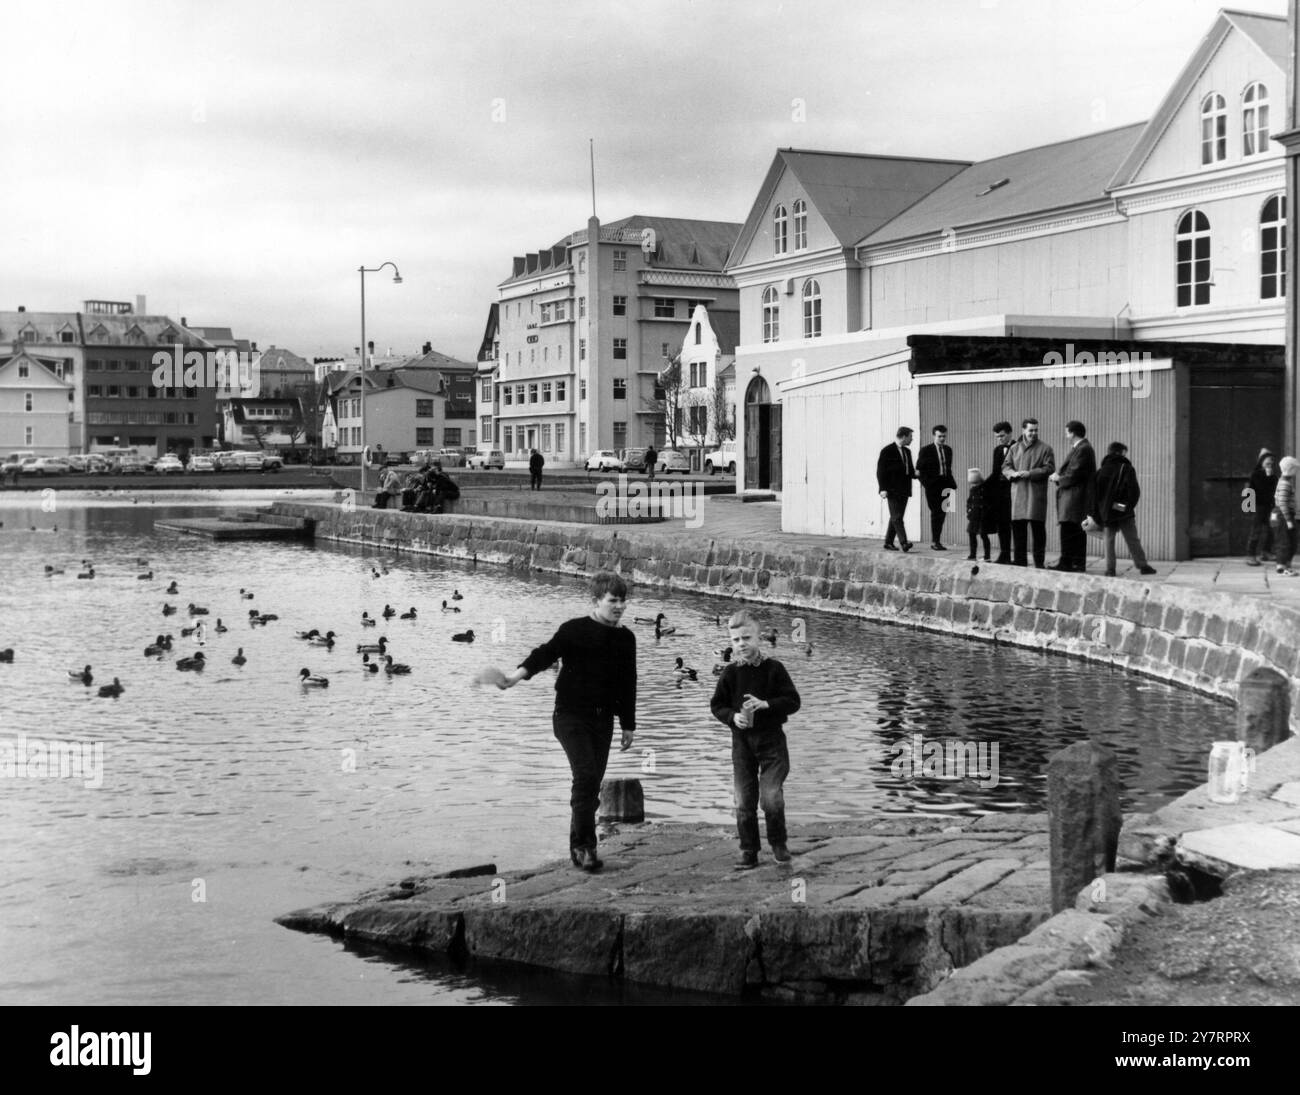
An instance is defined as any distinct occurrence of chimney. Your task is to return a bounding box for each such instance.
[251,341,258,352]
[17,305,25,313]
[181,316,187,327]
[422,341,432,354]
[135,295,146,314]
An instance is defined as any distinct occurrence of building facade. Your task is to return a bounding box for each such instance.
[675,304,738,468]
[0,349,75,454]
[494,214,741,464]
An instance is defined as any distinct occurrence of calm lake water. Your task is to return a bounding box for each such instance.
[0,492,1230,1005]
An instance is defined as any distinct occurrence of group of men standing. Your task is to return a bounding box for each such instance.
[876,419,1156,575]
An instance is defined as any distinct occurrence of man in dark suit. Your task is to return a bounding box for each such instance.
[916,425,957,550]
[990,421,1014,563]
[1049,420,1096,571]
[876,427,916,551]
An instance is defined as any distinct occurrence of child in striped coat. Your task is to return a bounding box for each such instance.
[1274,456,1298,577]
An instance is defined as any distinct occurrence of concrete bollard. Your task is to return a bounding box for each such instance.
[1237,668,1290,753]
[598,777,644,822]
[1046,740,1122,914]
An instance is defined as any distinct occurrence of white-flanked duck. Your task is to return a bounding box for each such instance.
[176,652,206,671]
[383,655,412,675]
[77,567,95,580]
[98,678,125,698]
[357,636,388,654]
[672,657,698,682]
[451,590,464,601]
[308,630,336,648]
[361,612,377,627]
[295,629,321,640]
[299,668,329,687]
[759,627,778,645]
[452,630,475,643]
[361,654,380,673]
[441,601,461,613]
[68,664,93,686]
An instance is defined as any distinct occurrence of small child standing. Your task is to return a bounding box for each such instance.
[709,610,802,869]
[1274,455,1298,577]
[966,468,991,561]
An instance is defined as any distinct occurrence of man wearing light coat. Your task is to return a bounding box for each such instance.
[1002,417,1056,568]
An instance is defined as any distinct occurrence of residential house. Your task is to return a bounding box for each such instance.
[675,304,738,468]
[0,348,75,454]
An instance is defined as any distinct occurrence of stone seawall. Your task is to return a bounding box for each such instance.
[273,502,1300,729]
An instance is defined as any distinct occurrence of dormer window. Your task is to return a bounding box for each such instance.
[20,326,37,342]
[793,199,807,250]
[158,327,178,343]
[1201,93,1226,165]
[773,205,788,255]
[1243,83,1269,156]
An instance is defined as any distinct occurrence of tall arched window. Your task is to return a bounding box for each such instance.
[1261,195,1286,299]
[761,286,780,342]
[1201,93,1226,164]
[1244,82,1270,156]
[773,205,788,255]
[1176,209,1211,307]
[802,279,822,339]
[793,199,807,250]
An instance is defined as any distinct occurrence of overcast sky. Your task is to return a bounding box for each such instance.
[2,0,1289,361]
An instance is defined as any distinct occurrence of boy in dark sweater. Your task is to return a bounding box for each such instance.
[485,572,636,872]
[709,610,802,868]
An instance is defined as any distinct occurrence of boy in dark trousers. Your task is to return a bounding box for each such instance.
[966,467,991,561]
[483,571,636,872]
[710,610,802,868]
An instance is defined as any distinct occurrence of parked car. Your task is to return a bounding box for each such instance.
[655,449,692,475]
[189,455,216,473]
[154,454,185,475]
[437,448,466,468]
[261,453,283,471]
[31,457,72,476]
[621,447,648,472]
[85,454,109,474]
[19,457,42,475]
[66,454,89,473]
[467,449,505,470]
[585,450,624,472]
[118,456,152,475]
[704,441,737,475]
[3,451,36,476]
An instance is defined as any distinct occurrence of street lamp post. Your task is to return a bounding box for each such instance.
[358,261,403,495]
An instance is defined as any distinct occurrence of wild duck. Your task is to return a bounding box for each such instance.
[399,607,417,620]
[361,612,377,627]
[68,664,93,685]
[180,625,197,638]
[308,630,336,648]
[165,582,179,594]
[144,638,167,656]
[441,601,461,613]
[77,567,95,580]
[299,668,329,687]
[654,613,676,638]
[231,648,247,666]
[451,590,464,601]
[356,636,388,654]
[137,571,153,580]
[162,604,177,616]
[97,678,125,698]
[257,613,278,622]
[383,655,412,675]
[451,630,475,643]
[759,627,778,645]
[187,603,209,616]
[0,649,14,663]
[295,629,321,640]
[382,604,396,619]
[673,657,698,682]
[176,652,206,671]
[712,648,733,675]
[44,565,64,575]
[361,654,380,673]
[214,619,228,633]
[239,588,254,599]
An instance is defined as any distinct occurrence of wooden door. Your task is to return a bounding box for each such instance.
[769,403,782,491]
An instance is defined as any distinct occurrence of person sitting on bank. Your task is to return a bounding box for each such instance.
[1246,449,1278,567]
[373,465,402,509]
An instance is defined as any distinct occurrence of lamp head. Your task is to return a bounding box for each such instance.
[392,275,403,284]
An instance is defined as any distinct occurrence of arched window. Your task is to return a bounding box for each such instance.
[1176,209,1211,307]
[1261,195,1286,300]
[1201,93,1226,165]
[1244,83,1270,156]
[761,286,780,342]
[802,279,822,339]
[793,199,807,250]
[772,205,788,255]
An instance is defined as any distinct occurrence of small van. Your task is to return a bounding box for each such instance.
[467,449,505,470]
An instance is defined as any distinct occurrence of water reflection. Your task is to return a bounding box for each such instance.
[0,495,1231,1004]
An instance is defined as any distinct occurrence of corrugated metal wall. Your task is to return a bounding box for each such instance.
[782,356,921,539]
[919,369,1180,560]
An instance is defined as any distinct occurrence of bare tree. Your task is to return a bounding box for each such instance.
[710,371,735,443]
[648,354,687,450]
[245,423,271,450]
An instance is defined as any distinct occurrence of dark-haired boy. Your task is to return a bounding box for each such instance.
[489,571,636,871]
[710,610,802,868]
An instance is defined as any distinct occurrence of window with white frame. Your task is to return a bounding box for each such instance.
[612,421,627,448]
[25,391,33,411]
[557,380,566,401]
[793,199,807,250]
[515,384,524,404]
[613,249,627,271]
[612,295,627,316]
[1176,209,1211,306]
[18,362,28,378]
[541,424,551,451]
[613,338,627,359]
[25,426,33,445]
[1244,83,1269,157]
[773,205,788,254]
[1201,93,1226,165]
[503,426,513,451]
[556,423,565,452]
[579,296,586,317]
[762,286,780,342]
[542,382,552,401]
[802,279,822,338]
[504,386,512,405]
[579,338,586,360]
[613,378,626,399]
[1261,195,1286,299]
[481,380,492,401]
[580,378,587,400]
[579,423,586,452]
[528,383,538,403]
[540,303,551,323]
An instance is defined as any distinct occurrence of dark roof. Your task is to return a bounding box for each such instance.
[728,150,970,266]
[227,397,304,425]
[399,348,475,371]
[0,311,80,343]
[477,303,499,362]
[864,124,1145,247]
[709,311,740,356]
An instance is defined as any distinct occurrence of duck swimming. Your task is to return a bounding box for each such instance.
[231,648,247,666]
[441,601,461,613]
[0,649,13,663]
[239,588,254,600]
[295,629,321,640]
[451,590,464,601]
[451,630,475,643]
[361,654,380,673]
[187,603,209,616]
[162,604,177,616]
[144,637,168,656]
[166,582,179,594]
[176,652,206,671]
[44,565,64,575]
[97,678,125,698]
[654,614,676,638]
[399,607,417,620]
[759,627,778,645]
[68,664,93,686]
[356,636,388,654]
[308,630,336,648]
[214,619,228,633]
[383,655,412,675]
[361,612,377,627]
[712,648,733,675]
[299,668,329,687]
[77,567,95,580]
[180,625,198,638]
[137,571,153,580]
[673,657,698,682]
[382,604,396,619]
